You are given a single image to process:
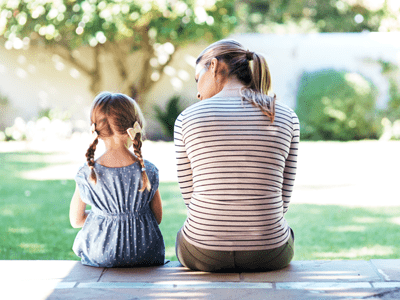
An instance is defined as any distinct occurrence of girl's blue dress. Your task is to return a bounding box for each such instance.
[72,160,165,267]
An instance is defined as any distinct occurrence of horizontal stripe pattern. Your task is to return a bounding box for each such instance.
[174,97,299,251]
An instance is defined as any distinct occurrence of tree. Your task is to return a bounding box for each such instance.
[0,0,236,102]
[236,0,399,33]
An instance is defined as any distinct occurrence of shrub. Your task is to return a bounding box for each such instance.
[154,95,184,140]
[377,60,400,140]
[295,69,381,141]
[3,114,72,142]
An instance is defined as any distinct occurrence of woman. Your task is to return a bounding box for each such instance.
[174,39,299,272]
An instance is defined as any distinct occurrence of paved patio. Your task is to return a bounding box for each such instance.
[2,259,400,299]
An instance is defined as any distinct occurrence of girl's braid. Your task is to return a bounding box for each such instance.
[133,133,151,192]
[86,136,99,184]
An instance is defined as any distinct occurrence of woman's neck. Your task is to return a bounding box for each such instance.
[212,78,245,98]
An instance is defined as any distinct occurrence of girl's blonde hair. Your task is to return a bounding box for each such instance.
[86,92,150,191]
[196,39,276,122]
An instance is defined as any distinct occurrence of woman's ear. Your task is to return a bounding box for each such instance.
[210,58,219,77]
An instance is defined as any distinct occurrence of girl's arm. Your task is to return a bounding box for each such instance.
[150,189,162,224]
[69,183,89,228]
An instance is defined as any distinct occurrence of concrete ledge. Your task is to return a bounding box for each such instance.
[2,260,400,300]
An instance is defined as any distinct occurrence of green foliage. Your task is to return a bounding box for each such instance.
[37,108,71,121]
[296,69,381,141]
[377,60,400,140]
[0,0,236,49]
[0,0,237,99]
[0,91,9,106]
[237,0,392,33]
[386,78,400,120]
[154,95,184,139]
[0,91,10,140]
[378,59,399,75]
[378,60,400,122]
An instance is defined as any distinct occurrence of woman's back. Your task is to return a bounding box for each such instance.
[72,160,165,267]
[175,96,299,251]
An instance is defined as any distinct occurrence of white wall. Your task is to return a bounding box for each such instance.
[1,33,400,139]
[0,45,93,129]
[232,32,400,109]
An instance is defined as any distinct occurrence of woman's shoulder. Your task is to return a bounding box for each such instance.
[179,97,241,117]
[275,102,298,119]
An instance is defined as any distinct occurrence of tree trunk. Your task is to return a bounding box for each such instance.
[51,45,102,96]
[89,46,102,95]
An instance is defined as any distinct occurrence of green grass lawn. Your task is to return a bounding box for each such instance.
[1,151,400,261]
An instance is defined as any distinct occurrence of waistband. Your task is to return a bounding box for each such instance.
[91,206,151,218]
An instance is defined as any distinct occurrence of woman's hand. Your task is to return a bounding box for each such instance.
[69,184,89,228]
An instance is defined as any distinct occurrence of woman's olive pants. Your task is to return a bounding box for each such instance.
[175,228,294,272]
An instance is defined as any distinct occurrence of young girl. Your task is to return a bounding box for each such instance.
[69,91,165,267]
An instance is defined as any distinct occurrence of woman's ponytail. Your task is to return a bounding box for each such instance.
[242,50,276,123]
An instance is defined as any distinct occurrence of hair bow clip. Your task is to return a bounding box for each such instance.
[127,121,142,140]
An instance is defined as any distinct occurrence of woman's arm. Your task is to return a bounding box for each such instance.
[282,112,300,214]
[174,114,194,206]
[69,183,89,228]
[150,189,162,224]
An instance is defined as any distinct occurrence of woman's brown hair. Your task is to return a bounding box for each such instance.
[86,92,150,191]
[196,39,276,122]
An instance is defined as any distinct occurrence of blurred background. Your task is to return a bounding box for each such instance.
[1,0,400,261]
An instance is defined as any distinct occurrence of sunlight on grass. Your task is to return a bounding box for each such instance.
[63,228,78,234]
[314,245,394,259]
[390,217,400,225]
[19,243,47,254]
[8,228,34,234]
[327,225,366,232]
[1,209,14,216]
[165,246,176,258]
[353,217,382,223]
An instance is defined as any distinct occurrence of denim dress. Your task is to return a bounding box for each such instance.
[72,160,165,267]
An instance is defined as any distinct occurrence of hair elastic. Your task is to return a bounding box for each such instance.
[246,50,253,61]
[141,167,146,172]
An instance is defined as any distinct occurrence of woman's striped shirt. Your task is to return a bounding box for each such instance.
[174,96,300,251]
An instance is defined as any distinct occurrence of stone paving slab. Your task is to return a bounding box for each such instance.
[100,261,241,282]
[46,287,323,300]
[242,260,383,282]
[3,260,400,300]
[79,281,273,289]
[0,260,103,282]
[371,259,400,281]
